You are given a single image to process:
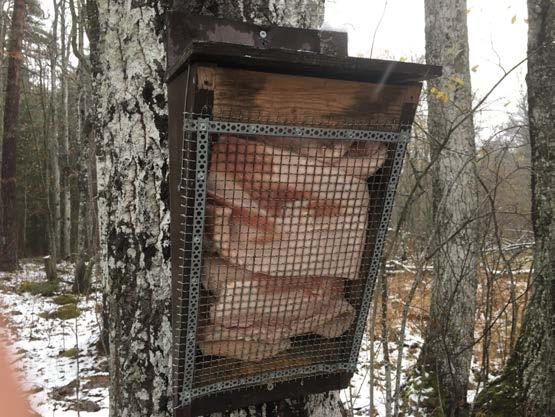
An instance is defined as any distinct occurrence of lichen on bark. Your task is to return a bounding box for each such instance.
[95,1,171,416]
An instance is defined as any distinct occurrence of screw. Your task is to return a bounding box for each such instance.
[259,30,267,39]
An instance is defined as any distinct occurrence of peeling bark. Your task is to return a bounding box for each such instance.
[417,0,479,415]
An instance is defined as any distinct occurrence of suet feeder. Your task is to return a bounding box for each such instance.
[166,12,441,417]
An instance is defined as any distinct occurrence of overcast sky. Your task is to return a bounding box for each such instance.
[323,0,529,139]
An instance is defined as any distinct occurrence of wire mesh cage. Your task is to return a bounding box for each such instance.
[166,14,441,416]
[174,113,409,412]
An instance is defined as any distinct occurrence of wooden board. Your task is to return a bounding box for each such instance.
[194,66,421,125]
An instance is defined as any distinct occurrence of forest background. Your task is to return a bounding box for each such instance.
[0,0,551,417]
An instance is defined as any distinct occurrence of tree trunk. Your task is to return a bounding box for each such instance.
[73,256,93,294]
[71,0,99,259]
[95,1,343,416]
[72,0,97,293]
[472,1,553,416]
[0,0,8,150]
[48,0,61,263]
[75,86,87,258]
[67,0,99,260]
[417,0,479,415]
[60,0,72,258]
[0,0,26,271]
[43,254,58,282]
[74,85,94,295]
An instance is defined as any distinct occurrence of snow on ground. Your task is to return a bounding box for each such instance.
[2,259,424,417]
[0,259,506,417]
[0,259,108,417]
[341,327,423,416]
[0,259,427,417]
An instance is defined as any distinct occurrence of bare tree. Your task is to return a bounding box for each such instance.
[0,0,26,271]
[60,0,72,258]
[71,0,96,293]
[81,0,99,258]
[0,0,9,145]
[473,1,553,416]
[417,0,479,415]
[47,0,61,264]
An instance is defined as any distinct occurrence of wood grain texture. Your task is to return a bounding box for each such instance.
[196,66,421,125]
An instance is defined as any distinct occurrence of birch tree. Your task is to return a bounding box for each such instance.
[0,0,26,271]
[69,0,96,292]
[94,1,342,416]
[473,1,553,416]
[60,0,72,258]
[415,0,479,414]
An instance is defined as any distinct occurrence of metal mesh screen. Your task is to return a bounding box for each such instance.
[175,114,409,406]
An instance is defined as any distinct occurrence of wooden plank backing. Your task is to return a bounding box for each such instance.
[195,66,422,125]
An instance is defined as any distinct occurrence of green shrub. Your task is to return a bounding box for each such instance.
[40,303,81,320]
[59,347,79,358]
[17,280,59,296]
[52,294,78,305]
[56,304,81,320]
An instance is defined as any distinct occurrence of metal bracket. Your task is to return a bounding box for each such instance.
[349,129,410,364]
[180,117,210,405]
[183,115,407,143]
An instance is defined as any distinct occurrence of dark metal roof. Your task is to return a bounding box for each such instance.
[166,13,349,69]
[166,13,442,85]
[166,40,442,84]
